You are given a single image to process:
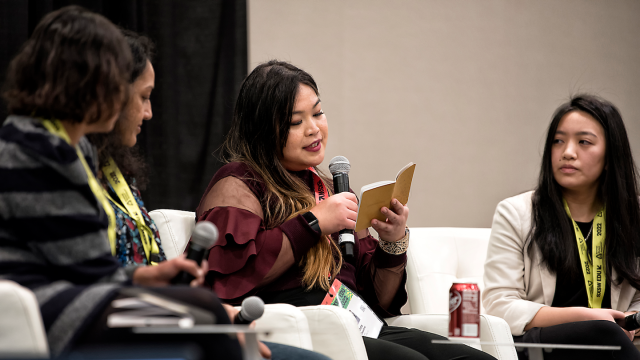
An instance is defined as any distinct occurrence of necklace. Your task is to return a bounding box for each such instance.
[585,224,593,241]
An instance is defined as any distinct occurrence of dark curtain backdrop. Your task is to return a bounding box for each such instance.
[0,0,247,211]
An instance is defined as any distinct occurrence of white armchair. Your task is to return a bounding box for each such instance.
[0,210,366,360]
[0,280,49,358]
[396,227,518,360]
[149,209,368,360]
[149,210,518,360]
[149,209,196,259]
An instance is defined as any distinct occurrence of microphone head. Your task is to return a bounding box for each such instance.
[240,296,264,322]
[329,156,350,175]
[627,312,640,330]
[191,221,219,249]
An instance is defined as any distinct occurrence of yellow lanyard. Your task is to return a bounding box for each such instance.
[563,199,606,308]
[101,156,159,265]
[41,119,117,254]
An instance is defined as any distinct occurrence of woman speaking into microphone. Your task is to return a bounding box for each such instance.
[88,30,332,360]
[196,60,494,360]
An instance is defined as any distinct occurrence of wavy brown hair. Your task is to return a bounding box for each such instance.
[3,6,131,124]
[221,60,342,291]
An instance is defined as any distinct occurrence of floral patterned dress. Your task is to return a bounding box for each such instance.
[106,180,167,265]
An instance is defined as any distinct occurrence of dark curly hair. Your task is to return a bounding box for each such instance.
[3,5,131,124]
[88,29,155,189]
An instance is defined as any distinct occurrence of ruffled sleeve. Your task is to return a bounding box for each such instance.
[196,162,322,303]
[199,206,283,301]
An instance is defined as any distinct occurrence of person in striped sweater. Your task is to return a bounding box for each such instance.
[0,6,232,358]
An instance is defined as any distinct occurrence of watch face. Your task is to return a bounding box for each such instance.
[302,211,316,222]
[303,212,321,233]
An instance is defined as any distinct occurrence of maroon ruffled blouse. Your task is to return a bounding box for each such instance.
[196,162,407,318]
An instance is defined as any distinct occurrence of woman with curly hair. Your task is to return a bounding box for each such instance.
[0,7,239,358]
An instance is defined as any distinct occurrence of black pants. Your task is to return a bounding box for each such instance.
[73,287,243,360]
[513,320,640,360]
[363,326,496,360]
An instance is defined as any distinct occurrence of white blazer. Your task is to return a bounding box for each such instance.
[482,191,640,336]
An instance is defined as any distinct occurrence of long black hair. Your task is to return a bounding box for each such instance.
[529,94,640,289]
[220,60,341,291]
[88,29,155,189]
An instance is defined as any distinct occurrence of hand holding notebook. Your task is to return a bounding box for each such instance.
[355,163,416,233]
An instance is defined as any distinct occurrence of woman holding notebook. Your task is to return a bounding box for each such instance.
[196,60,494,360]
[483,95,640,359]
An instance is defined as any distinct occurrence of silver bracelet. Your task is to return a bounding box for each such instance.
[377,227,410,255]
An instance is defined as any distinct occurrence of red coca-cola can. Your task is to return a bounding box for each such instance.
[449,283,480,338]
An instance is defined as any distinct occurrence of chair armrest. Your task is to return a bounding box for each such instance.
[299,305,368,360]
[234,304,313,350]
[385,314,449,337]
[0,281,49,358]
[480,314,518,360]
[149,209,195,260]
[386,314,518,360]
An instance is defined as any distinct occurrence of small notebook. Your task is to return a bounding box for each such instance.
[355,163,416,232]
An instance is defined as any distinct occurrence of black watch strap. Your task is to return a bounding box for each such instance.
[302,211,321,234]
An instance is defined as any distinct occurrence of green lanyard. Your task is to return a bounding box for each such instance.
[563,199,606,308]
[41,119,117,254]
[101,156,160,265]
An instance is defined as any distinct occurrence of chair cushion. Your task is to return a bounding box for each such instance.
[245,304,314,350]
[300,306,368,360]
[149,210,196,260]
[0,280,49,358]
[406,228,491,315]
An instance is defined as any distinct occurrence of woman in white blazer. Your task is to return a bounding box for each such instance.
[483,95,640,359]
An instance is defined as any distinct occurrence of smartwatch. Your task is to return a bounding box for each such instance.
[302,211,321,234]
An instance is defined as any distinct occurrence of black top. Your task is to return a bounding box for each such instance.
[551,220,611,308]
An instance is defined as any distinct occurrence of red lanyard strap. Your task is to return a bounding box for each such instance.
[309,167,328,204]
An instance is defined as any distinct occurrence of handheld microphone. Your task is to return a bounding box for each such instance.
[329,156,355,258]
[171,221,218,285]
[616,312,640,331]
[234,296,265,324]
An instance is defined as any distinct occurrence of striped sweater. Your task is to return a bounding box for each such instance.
[0,115,135,356]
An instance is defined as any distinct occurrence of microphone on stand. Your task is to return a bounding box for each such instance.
[234,296,265,324]
[329,156,355,259]
[171,221,218,285]
[616,312,640,331]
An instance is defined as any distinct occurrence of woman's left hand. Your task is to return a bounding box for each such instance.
[223,304,272,359]
[371,198,409,242]
[132,255,208,287]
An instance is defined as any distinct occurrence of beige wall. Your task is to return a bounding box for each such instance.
[248,0,640,228]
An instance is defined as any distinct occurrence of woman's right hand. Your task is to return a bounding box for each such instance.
[309,192,358,237]
[582,308,625,322]
[585,308,634,341]
[526,306,628,332]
